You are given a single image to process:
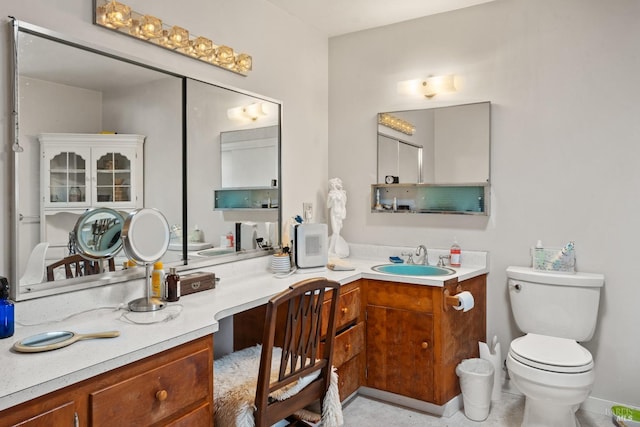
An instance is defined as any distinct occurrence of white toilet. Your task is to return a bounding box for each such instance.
[505,266,604,427]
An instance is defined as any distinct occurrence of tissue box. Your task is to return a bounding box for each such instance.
[532,247,575,273]
[180,271,216,296]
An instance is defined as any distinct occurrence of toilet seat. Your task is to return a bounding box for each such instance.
[510,334,593,374]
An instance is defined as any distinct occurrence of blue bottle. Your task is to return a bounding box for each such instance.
[0,276,14,339]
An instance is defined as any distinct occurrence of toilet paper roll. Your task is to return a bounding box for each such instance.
[453,291,475,312]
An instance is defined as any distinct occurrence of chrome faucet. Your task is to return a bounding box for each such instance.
[415,245,428,265]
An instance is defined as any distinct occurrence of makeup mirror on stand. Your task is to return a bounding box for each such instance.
[121,208,171,312]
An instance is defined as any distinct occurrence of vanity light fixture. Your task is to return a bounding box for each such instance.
[397,75,457,99]
[378,113,416,135]
[227,102,268,121]
[94,0,253,76]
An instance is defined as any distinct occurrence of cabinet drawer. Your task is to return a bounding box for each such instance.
[366,280,433,312]
[322,286,360,334]
[90,347,210,426]
[336,354,361,401]
[10,400,76,427]
[164,402,211,427]
[329,321,365,367]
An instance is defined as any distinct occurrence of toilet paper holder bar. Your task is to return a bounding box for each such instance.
[443,285,467,311]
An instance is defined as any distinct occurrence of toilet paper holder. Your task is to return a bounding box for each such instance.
[443,285,470,311]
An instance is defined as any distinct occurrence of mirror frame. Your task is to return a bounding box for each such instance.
[9,19,282,301]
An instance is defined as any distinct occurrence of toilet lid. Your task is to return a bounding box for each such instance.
[510,334,594,373]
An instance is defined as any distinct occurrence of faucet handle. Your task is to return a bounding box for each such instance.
[401,251,414,264]
[438,255,450,267]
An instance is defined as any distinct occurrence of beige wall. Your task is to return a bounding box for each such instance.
[329,0,640,408]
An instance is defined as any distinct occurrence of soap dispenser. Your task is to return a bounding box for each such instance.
[0,276,14,339]
[450,238,461,268]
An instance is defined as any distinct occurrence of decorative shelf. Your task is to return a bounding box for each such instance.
[371,183,490,216]
[214,187,279,210]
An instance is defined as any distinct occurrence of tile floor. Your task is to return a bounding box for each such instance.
[341,392,613,426]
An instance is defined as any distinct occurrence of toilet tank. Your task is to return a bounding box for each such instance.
[506,266,604,341]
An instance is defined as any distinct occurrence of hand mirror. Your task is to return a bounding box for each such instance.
[121,208,171,312]
[13,330,120,353]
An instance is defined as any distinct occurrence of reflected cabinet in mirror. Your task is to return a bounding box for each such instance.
[10,20,281,301]
[374,102,490,215]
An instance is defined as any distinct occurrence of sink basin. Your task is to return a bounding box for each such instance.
[371,264,456,277]
[197,248,235,257]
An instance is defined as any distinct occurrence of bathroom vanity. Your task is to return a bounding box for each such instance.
[231,252,487,413]
[0,249,488,425]
[0,337,212,426]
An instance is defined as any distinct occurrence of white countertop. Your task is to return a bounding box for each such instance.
[0,247,488,412]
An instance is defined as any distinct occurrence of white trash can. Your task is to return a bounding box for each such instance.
[456,358,495,421]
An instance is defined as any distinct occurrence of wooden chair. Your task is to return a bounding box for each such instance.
[46,254,116,281]
[214,277,343,427]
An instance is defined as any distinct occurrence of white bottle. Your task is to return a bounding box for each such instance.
[450,238,461,268]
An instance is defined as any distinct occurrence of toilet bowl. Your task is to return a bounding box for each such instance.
[505,266,604,427]
[507,334,595,427]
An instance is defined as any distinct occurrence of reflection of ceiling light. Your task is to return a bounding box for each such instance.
[93,0,252,76]
[227,103,268,121]
[398,75,457,98]
[378,113,415,135]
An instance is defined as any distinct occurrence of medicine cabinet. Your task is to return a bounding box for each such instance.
[374,102,490,216]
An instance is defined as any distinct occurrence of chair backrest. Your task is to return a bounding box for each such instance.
[19,242,50,286]
[46,255,116,281]
[254,277,340,427]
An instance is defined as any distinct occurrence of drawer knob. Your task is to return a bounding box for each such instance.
[341,307,348,314]
[421,341,429,349]
[156,390,168,401]
[344,343,351,351]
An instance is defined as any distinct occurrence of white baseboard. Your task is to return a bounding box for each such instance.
[581,395,639,418]
[357,386,462,417]
[504,377,639,418]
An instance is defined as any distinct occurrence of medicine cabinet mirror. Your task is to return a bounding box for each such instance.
[10,20,281,301]
[377,102,490,184]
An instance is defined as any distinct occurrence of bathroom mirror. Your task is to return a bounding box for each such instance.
[73,207,125,260]
[186,78,280,260]
[377,102,490,184]
[221,125,279,189]
[10,20,281,301]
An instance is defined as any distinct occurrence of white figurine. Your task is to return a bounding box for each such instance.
[328,177,349,258]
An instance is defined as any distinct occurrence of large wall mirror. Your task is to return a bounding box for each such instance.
[185,79,280,261]
[10,20,281,301]
[377,102,490,184]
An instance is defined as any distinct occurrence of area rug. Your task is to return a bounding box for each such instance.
[214,345,343,427]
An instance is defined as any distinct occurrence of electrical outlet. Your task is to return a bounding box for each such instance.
[303,202,313,221]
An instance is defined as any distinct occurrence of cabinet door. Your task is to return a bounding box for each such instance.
[42,146,91,208]
[366,305,434,402]
[91,147,138,207]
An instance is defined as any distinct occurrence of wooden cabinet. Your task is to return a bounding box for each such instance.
[0,336,213,427]
[366,304,434,402]
[39,133,144,258]
[320,282,364,401]
[233,276,486,406]
[363,275,486,405]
